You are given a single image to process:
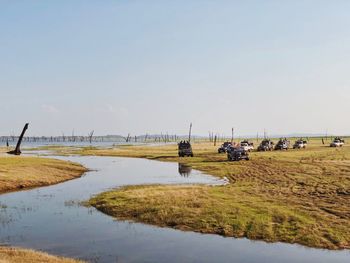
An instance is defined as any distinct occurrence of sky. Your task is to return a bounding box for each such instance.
[1,0,350,137]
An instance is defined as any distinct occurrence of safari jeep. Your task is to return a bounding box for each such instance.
[293,139,307,149]
[240,140,254,152]
[257,139,274,151]
[330,137,345,147]
[218,142,232,153]
[178,141,194,157]
[275,138,289,150]
[227,147,250,161]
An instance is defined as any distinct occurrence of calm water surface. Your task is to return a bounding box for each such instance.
[0,155,349,263]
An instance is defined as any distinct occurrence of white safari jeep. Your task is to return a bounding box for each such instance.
[330,137,345,147]
[240,140,254,152]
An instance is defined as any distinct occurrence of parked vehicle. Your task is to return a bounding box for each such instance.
[178,141,193,157]
[240,140,254,152]
[330,137,345,147]
[227,146,250,161]
[293,139,307,149]
[275,138,289,150]
[257,139,274,151]
[218,142,232,153]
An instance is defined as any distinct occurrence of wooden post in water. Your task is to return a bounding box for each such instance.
[231,127,234,143]
[7,123,29,155]
[88,130,94,144]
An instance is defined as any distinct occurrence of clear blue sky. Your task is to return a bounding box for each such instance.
[1,1,350,136]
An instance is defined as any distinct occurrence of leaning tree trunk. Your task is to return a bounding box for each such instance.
[7,123,29,156]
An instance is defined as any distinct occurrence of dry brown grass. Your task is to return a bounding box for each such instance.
[0,246,84,263]
[0,154,87,194]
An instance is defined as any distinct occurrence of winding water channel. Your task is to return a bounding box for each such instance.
[0,154,349,263]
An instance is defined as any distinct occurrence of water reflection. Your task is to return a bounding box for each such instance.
[178,163,192,177]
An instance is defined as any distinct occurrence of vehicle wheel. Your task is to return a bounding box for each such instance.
[246,157,250,161]
[190,154,194,157]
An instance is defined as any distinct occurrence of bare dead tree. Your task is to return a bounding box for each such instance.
[7,123,29,155]
[71,130,76,142]
[88,130,94,144]
[123,133,131,142]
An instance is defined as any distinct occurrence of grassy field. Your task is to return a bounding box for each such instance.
[0,246,84,263]
[36,139,350,249]
[0,148,87,194]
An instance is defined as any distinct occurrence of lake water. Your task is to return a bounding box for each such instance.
[0,155,349,263]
